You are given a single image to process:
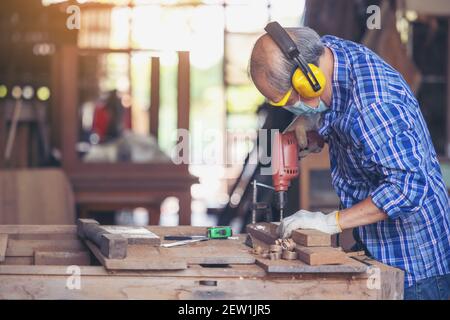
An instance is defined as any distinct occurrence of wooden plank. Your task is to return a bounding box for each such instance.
[101,226,160,245]
[86,241,187,271]
[0,257,33,265]
[150,226,255,265]
[5,227,253,265]
[34,251,91,266]
[291,229,331,247]
[11,233,78,240]
[148,226,207,237]
[0,270,403,299]
[255,256,367,274]
[296,246,347,266]
[0,225,76,235]
[86,235,254,270]
[167,239,255,265]
[0,234,7,262]
[0,264,266,278]
[6,239,85,257]
[0,225,197,237]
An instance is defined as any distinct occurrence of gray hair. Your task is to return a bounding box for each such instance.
[250,27,325,95]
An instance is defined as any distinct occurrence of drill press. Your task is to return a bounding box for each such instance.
[272,130,299,221]
[250,122,324,223]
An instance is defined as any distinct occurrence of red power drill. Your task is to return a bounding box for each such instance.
[272,130,324,221]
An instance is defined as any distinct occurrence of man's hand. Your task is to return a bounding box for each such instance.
[287,114,324,158]
[277,210,341,238]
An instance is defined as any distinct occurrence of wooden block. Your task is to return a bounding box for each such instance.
[296,246,347,266]
[291,229,331,247]
[101,226,160,246]
[246,223,278,245]
[281,250,297,260]
[77,219,128,259]
[0,235,8,262]
[34,251,91,266]
[100,234,127,259]
[76,219,99,239]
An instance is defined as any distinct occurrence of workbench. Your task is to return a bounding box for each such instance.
[0,225,404,300]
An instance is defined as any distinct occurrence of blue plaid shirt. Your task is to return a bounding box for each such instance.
[319,36,450,287]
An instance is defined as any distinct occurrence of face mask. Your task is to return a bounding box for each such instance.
[283,99,328,116]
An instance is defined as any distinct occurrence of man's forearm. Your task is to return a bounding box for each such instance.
[338,197,388,230]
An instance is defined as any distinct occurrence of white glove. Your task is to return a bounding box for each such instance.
[277,210,342,238]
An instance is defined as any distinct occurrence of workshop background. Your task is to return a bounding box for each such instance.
[0,0,449,236]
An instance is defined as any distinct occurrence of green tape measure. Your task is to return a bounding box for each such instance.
[207,226,232,239]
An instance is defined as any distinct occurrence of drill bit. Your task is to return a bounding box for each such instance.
[279,208,284,222]
[252,180,257,224]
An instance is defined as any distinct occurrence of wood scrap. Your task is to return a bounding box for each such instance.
[246,223,278,245]
[269,245,282,253]
[252,246,264,255]
[275,238,296,251]
[269,252,281,260]
[291,229,331,247]
[282,250,297,260]
[296,246,347,266]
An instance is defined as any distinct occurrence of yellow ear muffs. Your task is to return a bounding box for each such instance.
[291,64,326,99]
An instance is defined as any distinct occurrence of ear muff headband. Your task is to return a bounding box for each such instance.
[264,21,325,99]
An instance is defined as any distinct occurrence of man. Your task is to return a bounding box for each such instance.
[249,23,450,300]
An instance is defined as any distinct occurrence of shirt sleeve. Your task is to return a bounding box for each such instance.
[351,102,428,220]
